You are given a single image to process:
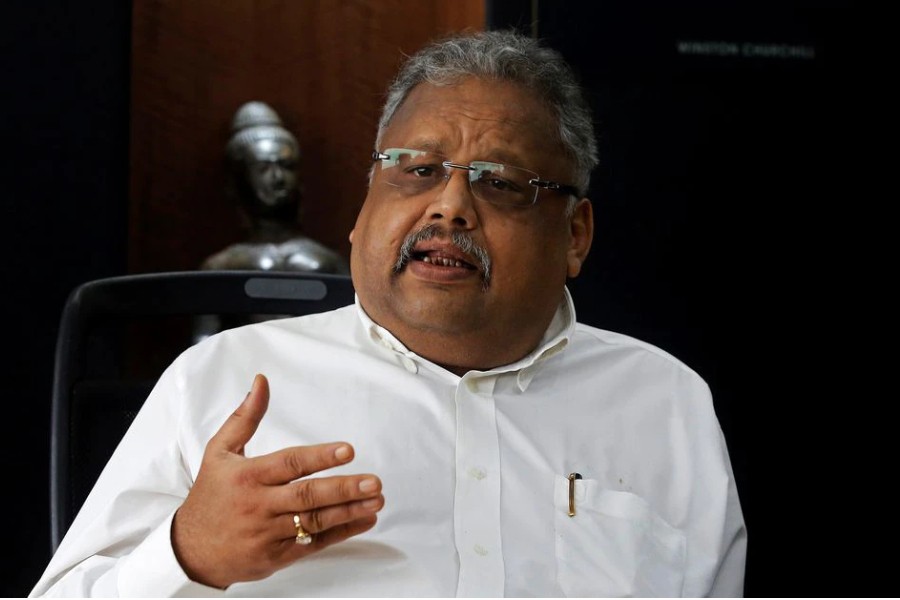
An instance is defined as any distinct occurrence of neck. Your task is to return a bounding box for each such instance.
[248,218,298,242]
[367,303,560,376]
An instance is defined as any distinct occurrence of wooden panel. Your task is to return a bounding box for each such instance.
[129,0,485,273]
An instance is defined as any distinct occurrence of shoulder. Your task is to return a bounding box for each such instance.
[178,304,358,368]
[279,237,345,259]
[201,243,274,270]
[275,238,350,273]
[572,322,698,370]
[158,304,360,433]
[567,321,711,397]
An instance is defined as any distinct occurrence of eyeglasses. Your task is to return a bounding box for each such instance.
[371,148,580,207]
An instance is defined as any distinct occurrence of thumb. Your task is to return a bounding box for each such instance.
[210,373,270,455]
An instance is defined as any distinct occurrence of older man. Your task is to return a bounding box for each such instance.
[32,31,745,597]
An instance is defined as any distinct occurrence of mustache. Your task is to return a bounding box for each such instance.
[393,224,492,289]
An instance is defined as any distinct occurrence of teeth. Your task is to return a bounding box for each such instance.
[420,255,466,268]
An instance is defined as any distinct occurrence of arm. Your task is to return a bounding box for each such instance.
[31,370,384,597]
[31,356,196,596]
[705,435,748,597]
[679,371,748,597]
[171,374,383,588]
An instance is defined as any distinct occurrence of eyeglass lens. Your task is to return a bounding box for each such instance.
[378,148,539,206]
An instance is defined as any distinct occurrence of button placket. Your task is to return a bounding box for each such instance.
[453,374,505,596]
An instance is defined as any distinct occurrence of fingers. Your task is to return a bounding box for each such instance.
[173,373,386,588]
[210,374,270,454]
[269,474,382,515]
[252,442,355,485]
[282,494,385,539]
[282,514,379,560]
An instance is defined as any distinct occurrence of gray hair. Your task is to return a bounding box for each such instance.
[375,30,598,197]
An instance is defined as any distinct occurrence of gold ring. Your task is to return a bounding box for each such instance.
[293,514,313,545]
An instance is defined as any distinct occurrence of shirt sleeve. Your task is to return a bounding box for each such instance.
[707,472,748,597]
[677,369,748,597]
[117,512,225,597]
[29,353,223,598]
[709,480,747,598]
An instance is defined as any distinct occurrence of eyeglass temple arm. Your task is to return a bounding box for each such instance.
[529,178,581,198]
[372,151,390,161]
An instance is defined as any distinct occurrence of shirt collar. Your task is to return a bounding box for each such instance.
[354,289,576,390]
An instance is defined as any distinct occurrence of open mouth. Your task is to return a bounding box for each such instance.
[412,251,477,270]
[393,224,492,289]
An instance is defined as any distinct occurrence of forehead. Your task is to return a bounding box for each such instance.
[382,78,567,172]
[247,137,297,162]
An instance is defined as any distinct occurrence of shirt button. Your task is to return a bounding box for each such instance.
[467,466,487,480]
[466,379,479,393]
[473,544,489,556]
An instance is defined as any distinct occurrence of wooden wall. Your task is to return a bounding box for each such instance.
[129,0,484,274]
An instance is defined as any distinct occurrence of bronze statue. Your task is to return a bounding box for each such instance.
[202,101,349,274]
[196,102,349,341]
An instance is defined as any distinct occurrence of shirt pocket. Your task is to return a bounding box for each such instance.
[554,475,686,597]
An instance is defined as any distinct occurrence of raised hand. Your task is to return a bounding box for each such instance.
[171,374,383,589]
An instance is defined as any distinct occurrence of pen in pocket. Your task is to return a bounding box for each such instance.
[567,472,582,517]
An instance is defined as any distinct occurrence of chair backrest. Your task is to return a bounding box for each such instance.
[49,270,355,552]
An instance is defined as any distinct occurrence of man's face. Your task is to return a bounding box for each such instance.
[350,77,592,368]
[244,138,298,207]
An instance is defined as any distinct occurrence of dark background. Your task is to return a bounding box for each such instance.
[3,1,130,596]
[3,0,875,596]
[519,1,870,595]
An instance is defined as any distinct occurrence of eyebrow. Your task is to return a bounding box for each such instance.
[397,139,442,154]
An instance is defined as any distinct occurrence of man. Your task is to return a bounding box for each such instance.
[32,30,746,597]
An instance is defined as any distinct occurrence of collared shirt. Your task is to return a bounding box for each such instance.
[31,290,746,597]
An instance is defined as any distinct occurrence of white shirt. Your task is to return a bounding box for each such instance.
[31,290,746,597]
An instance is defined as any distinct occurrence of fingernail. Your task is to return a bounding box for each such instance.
[359,478,378,493]
[334,445,351,461]
[362,497,381,510]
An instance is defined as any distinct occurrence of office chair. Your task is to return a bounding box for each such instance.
[49,270,355,552]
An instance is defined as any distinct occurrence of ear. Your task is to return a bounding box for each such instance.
[566,198,593,278]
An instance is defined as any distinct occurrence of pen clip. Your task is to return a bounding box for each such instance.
[567,472,582,517]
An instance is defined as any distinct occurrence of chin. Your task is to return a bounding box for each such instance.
[398,295,485,334]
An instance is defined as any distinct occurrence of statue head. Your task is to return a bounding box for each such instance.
[225,101,301,221]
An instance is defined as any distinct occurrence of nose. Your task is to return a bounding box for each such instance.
[424,168,479,229]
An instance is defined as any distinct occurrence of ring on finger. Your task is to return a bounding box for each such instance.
[293,514,313,545]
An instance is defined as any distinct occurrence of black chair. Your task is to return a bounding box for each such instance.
[49,270,355,552]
